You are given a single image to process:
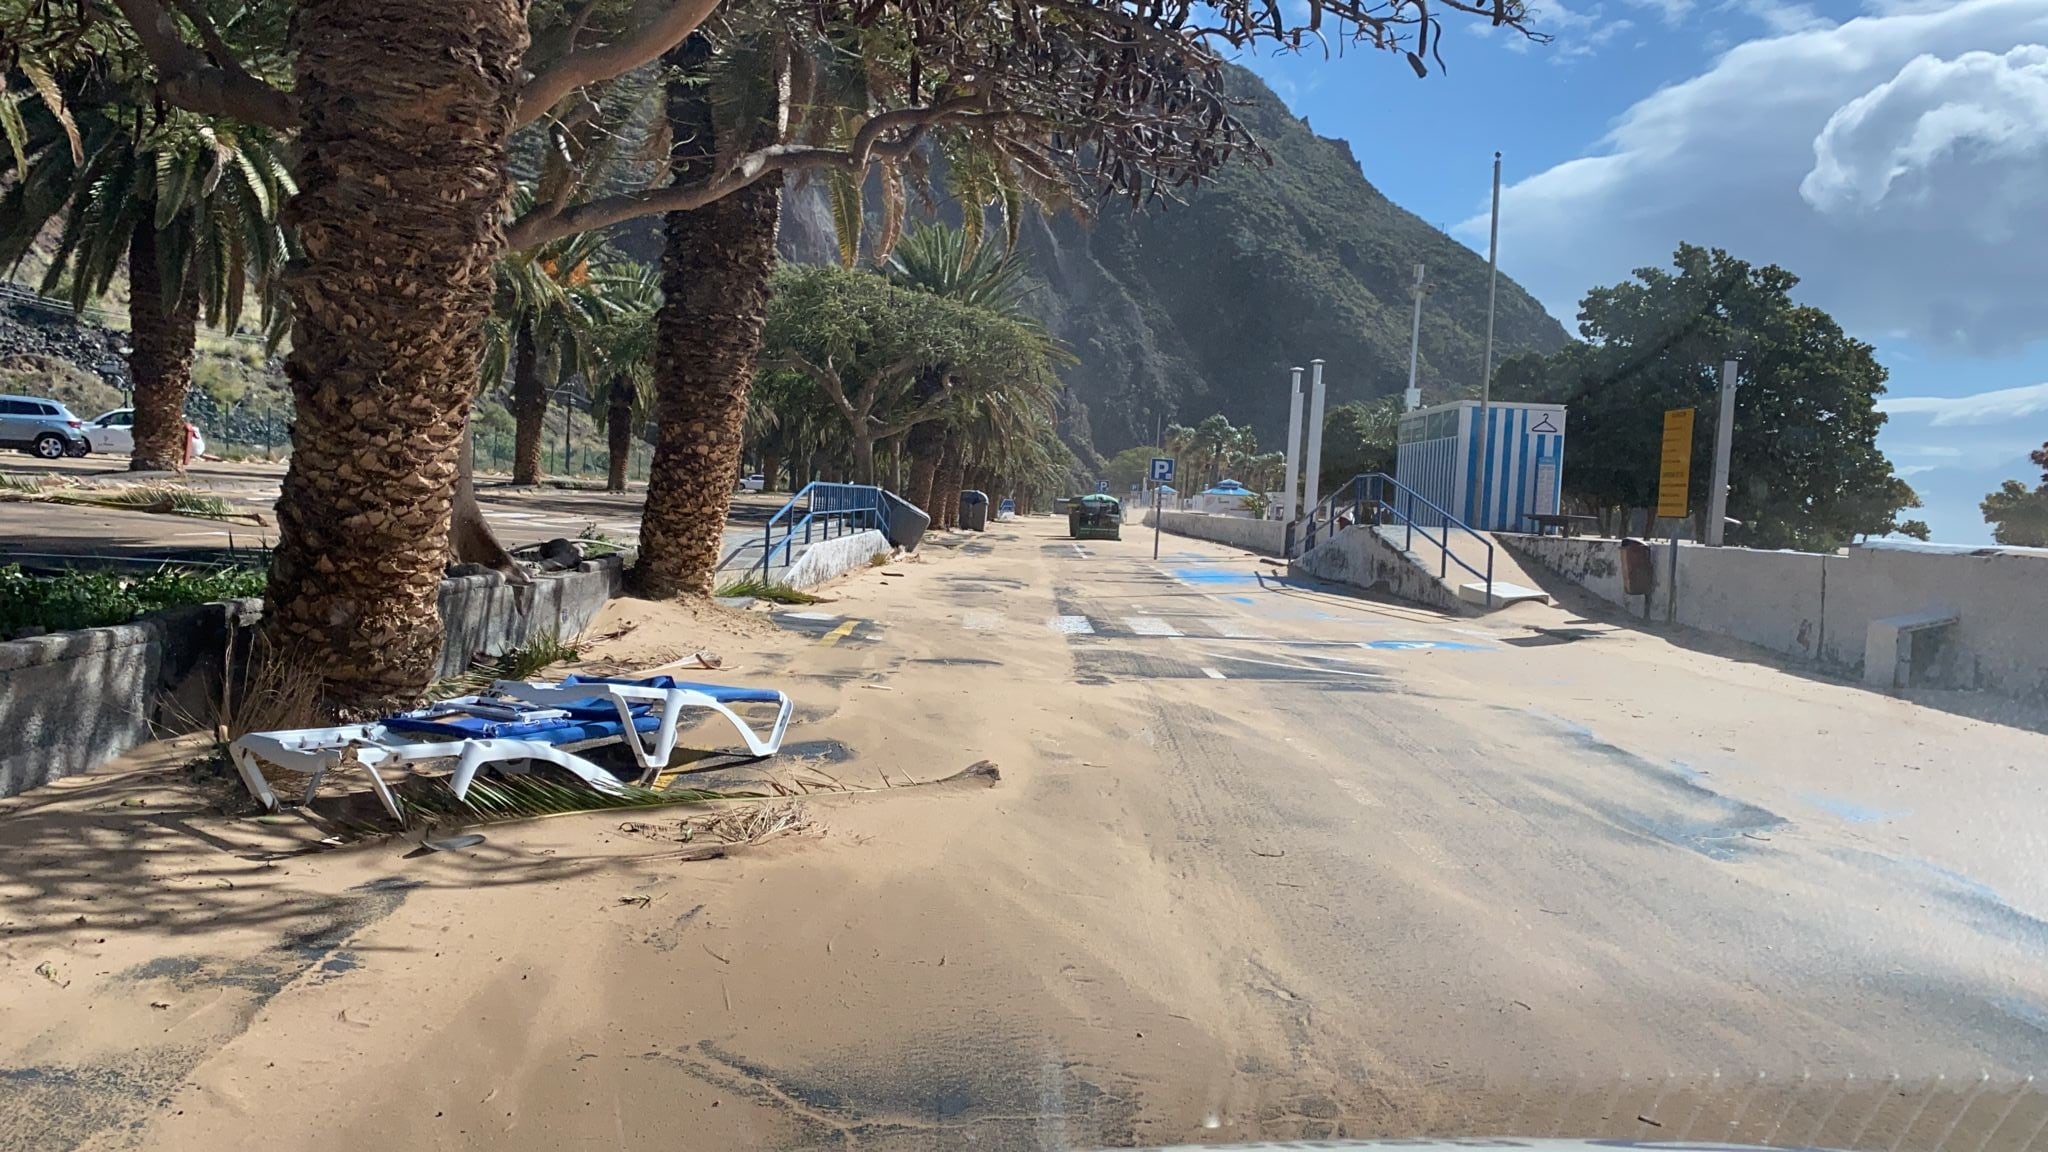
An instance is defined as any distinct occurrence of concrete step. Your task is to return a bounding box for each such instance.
[1458,580,1549,607]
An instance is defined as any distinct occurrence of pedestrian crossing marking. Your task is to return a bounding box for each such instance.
[1125,617,1181,637]
[1201,667,1227,679]
[1048,615,1095,634]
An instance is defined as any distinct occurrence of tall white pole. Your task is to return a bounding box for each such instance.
[1708,359,1739,545]
[1405,263,1426,412]
[1476,152,1502,526]
[1282,366,1305,523]
[1303,359,1328,515]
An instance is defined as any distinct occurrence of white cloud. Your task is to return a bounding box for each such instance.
[1800,45,2048,242]
[1531,0,1637,58]
[1878,380,2048,423]
[1617,0,1695,25]
[1467,0,2048,355]
[1724,0,1835,33]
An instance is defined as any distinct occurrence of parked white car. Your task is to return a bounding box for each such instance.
[84,409,205,461]
[738,473,766,492]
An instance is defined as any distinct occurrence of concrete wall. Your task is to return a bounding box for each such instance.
[437,556,624,678]
[1,557,624,799]
[1502,534,2048,701]
[1146,509,1288,557]
[1289,524,1470,616]
[783,529,892,591]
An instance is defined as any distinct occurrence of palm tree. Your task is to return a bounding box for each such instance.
[583,279,660,492]
[0,100,292,472]
[260,0,527,710]
[633,32,789,598]
[886,222,1041,513]
[484,218,637,485]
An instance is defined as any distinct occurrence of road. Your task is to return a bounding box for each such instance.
[0,456,780,568]
[5,516,2048,1151]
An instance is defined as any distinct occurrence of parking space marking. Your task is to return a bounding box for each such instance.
[816,620,860,646]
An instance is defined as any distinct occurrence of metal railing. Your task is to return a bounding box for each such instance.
[751,482,892,577]
[1299,472,1495,608]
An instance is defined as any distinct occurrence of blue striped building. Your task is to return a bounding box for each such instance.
[1394,400,1568,532]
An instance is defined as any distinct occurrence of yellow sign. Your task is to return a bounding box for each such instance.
[1657,408,1696,520]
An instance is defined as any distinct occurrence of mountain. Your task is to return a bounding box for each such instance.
[783,66,1571,461]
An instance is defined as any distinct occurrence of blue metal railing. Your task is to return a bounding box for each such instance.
[1299,472,1495,608]
[751,482,892,577]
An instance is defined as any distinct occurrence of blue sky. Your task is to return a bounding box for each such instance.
[1236,0,2048,543]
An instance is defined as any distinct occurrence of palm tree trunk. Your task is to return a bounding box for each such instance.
[634,34,784,598]
[510,320,546,485]
[936,433,967,529]
[265,0,524,712]
[605,375,634,492]
[903,422,943,513]
[126,221,198,472]
[760,450,779,494]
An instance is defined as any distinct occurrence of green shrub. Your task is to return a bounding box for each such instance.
[0,564,268,636]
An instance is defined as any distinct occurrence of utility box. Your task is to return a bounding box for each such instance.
[959,490,989,531]
[1395,400,1568,532]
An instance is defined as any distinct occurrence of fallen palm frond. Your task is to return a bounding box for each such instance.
[684,800,813,846]
[390,771,767,831]
[427,629,586,696]
[0,479,263,523]
[0,472,43,494]
[714,577,823,604]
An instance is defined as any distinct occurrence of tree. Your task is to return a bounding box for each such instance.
[886,222,1041,512]
[1104,446,1160,490]
[1498,244,1910,551]
[0,85,290,472]
[1317,397,1401,490]
[1981,480,2048,547]
[1896,520,1931,541]
[758,263,1060,487]
[483,222,640,485]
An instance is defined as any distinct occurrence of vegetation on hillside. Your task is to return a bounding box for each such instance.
[1006,67,1569,457]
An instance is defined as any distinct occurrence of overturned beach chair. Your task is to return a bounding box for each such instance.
[228,675,793,821]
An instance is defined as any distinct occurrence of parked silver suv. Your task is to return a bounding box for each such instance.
[0,395,91,458]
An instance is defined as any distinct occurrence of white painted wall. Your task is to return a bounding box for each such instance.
[1503,535,2048,701]
[1146,509,1288,556]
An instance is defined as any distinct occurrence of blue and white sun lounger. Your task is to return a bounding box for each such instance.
[228,675,794,821]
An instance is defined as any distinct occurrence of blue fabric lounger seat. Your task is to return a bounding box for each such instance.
[226,673,795,823]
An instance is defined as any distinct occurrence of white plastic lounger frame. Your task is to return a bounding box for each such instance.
[227,678,793,821]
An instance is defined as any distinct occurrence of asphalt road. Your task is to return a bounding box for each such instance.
[0,456,781,568]
[6,515,2047,1151]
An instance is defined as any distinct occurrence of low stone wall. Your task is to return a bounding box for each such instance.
[783,529,892,590]
[1289,524,1471,616]
[0,556,624,799]
[1144,509,1288,556]
[1502,535,2048,700]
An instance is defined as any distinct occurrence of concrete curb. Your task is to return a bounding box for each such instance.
[781,529,892,591]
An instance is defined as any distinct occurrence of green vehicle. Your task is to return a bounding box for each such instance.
[1068,494,1123,540]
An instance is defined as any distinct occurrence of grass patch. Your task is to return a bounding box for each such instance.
[0,564,267,636]
[714,577,823,604]
[495,630,582,679]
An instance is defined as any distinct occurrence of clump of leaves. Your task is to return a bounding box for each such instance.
[494,629,582,679]
[714,577,823,604]
[0,564,267,635]
[576,522,625,557]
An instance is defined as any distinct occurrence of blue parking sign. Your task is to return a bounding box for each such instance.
[1150,457,1175,483]
[1097,480,1109,493]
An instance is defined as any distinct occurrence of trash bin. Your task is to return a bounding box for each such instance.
[1620,538,1654,596]
[959,490,989,531]
[881,490,930,550]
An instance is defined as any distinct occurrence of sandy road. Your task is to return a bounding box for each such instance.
[5,516,2048,1151]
